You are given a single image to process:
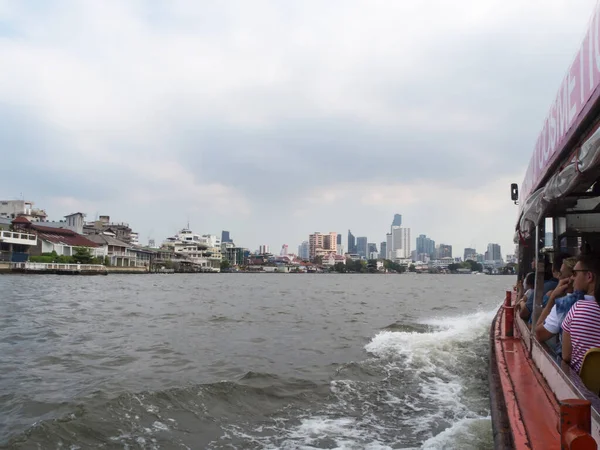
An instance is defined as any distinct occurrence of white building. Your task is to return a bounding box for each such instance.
[298,241,309,260]
[0,200,47,221]
[391,227,411,259]
[162,228,221,271]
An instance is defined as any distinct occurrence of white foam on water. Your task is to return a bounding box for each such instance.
[420,416,493,450]
[363,308,497,446]
[217,308,499,449]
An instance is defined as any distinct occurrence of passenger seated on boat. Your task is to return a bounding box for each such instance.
[516,272,535,318]
[519,254,565,322]
[534,257,579,354]
[561,253,600,373]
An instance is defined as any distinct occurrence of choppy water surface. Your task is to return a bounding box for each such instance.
[0,273,511,449]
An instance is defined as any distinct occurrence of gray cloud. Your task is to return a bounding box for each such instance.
[0,0,596,254]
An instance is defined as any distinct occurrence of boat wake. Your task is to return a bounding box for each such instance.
[5,309,498,449]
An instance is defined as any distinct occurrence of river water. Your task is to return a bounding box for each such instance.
[0,273,511,449]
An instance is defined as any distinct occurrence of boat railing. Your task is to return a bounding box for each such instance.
[504,291,600,446]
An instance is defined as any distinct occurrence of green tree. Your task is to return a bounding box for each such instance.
[409,264,416,272]
[72,247,94,264]
[464,259,483,272]
[333,262,346,273]
[220,260,231,271]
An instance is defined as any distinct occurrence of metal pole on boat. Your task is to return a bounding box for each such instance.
[560,399,596,449]
[531,223,545,341]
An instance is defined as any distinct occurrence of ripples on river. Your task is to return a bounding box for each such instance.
[0,273,511,449]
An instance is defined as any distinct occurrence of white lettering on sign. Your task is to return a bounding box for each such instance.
[519,2,600,216]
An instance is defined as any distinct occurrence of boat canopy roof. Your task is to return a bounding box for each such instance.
[518,3,600,232]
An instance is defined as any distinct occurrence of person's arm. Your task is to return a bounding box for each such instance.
[535,322,554,342]
[536,278,570,327]
[562,331,572,364]
[561,304,576,365]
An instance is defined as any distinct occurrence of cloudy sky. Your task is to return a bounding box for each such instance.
[0,0,597,256]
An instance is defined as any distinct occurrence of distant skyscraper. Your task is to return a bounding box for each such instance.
[380,241,387,259]
[357,237,368,259]
[438,244,452,258]
[386,233,392,259]
[391,227,411,259]
[367,243,377,257]
[416,234,435,257]
[464,247,477,261]
[280,244,288,256]
[486,243,502,262]
[348,230,357,254]
[259,245,270,254]
[337,233,342,246]
[391,214,402,227]
[298,241,310,260]
[221,230,232,243]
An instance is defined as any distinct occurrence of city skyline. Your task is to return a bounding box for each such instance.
[1,1,593,257]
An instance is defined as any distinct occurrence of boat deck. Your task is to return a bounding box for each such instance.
[493,307,562,449]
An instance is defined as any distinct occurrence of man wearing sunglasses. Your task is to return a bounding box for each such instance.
[561,253,600,373]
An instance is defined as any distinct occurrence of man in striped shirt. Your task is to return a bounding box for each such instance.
[561,253,600,373]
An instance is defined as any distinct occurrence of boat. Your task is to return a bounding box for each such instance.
[490,3,600,448]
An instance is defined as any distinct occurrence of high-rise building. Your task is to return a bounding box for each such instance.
[380,241,387,259]
[258,245,270,254]
[367,243,378,258]
[391,226,411,259]
[348,230,357,254]
[485,243,502,262]
[438,244,452,258]
[221,230,232,243]
[386,233,392,259]
[464,247,477,261]
[298,241,310,260]
[416,234,435,257]
[309,232,338,261]
[391,214,402,227]
[323,232,338,253]
[309,232,324,261]
[337,233,342,246]
[357,237,368,259]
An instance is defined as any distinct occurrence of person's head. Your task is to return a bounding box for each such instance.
[571,253,600,295]
[525,272,535,290]
[553,252,571,278]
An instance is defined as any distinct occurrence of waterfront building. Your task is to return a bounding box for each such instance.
[8,216,101,263]
[0,200,47,222]
[83,215,135,245]
[161,228,221,272]
[309,232,337,261]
